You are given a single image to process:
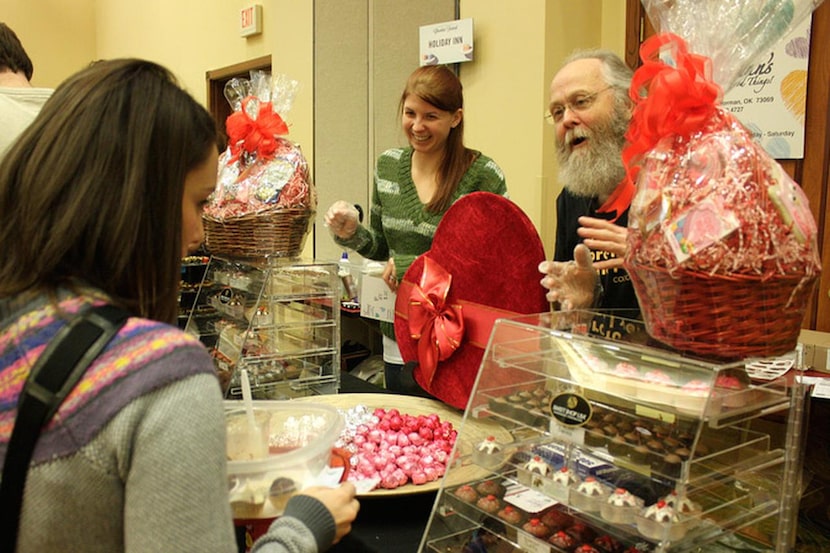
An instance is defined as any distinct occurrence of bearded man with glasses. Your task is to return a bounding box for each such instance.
[539,49,641,317]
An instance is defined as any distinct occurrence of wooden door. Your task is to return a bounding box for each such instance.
[626,1,830,331]
[205,55,272,149]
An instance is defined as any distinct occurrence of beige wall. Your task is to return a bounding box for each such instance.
[3,0,625,260]
[92,0,314,173]
[460,0,625,254]
[2,0,313,162]
[1,0,96,87]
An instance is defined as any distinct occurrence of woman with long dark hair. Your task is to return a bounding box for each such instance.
[0,58,357,553]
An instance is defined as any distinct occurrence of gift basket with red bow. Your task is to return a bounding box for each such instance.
[203,72,316,260]
[624,0,824,360]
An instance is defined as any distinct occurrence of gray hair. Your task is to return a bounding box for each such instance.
[561,48,633,107]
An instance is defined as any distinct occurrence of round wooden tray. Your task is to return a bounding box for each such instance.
[294,393,513,497]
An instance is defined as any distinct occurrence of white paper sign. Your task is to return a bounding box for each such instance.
[359,274,395,322]
[722,16,812,159]
[419,18,474,66]
[796,375,830,399]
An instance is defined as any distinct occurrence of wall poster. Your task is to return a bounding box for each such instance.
[721,16,813,159]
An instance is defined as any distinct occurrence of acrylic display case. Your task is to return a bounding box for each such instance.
[185,256,340,399]
[179,255,211,329]
[419,310,807,553]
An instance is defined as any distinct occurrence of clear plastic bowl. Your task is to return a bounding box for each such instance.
[225,400,344,520]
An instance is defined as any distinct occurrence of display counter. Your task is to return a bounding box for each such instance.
[237,368,829,553]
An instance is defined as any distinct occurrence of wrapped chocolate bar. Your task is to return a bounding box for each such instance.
[203,72,316,259]
[623,0,824,359]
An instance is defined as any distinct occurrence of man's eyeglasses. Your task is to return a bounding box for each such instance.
[545,85,614,124]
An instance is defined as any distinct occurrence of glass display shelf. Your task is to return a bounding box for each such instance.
[419,310,807,553]
[185,256,340,399]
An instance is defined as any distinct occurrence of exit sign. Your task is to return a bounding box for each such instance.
[240,4,262,37]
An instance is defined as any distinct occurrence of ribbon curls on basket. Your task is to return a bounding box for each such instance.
[226,97,290,164]
[622,33,722,180]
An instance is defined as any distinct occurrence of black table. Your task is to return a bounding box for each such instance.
[329,490,436,553]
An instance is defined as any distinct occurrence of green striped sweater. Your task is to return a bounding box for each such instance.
[337,146,507,339]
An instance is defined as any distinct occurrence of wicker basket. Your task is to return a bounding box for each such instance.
[203,207,314,260]
[628,261,817,360]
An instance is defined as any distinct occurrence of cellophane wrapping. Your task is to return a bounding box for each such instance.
[205,71,316,220]
[623,0,824,358]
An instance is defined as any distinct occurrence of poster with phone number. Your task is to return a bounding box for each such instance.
[721,16,812,159]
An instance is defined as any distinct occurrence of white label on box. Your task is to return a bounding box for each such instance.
[503,480,558,513]
[517,532,551,553]
[800,376,830,399]
[550,421,585,444]
[359,274,395,322]
[814,379,830,399]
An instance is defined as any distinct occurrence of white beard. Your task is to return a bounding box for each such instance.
[557,109,629,199]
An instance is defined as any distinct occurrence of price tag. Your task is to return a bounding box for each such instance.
[503,484,558,513]
[517,531,552,553]
[550,421,584,444]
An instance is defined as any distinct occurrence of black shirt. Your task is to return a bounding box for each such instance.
[554,187,640,313]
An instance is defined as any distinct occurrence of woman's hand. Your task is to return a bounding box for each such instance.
[324,201,360,240]
[298,482,360,545]
[576,216,628,270]
[539,244,599,310]
[382,257,398,292]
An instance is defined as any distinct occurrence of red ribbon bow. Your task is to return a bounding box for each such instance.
[226,97,289,163]
[623,33,722,176]
[407,258,464,386]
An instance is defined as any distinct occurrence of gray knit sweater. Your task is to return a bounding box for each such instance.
[1,294,335,553]
[336,147,507,339]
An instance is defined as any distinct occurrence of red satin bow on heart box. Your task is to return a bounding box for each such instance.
[396,257,520,387]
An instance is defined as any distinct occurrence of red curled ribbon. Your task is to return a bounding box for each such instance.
[623,33,722,174]
[406,258,464,386]
[226,97,289,163]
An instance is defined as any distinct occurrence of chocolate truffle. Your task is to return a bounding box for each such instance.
[497,505,524,525]
[540,508,573,531]
[661,453,683,478]
[476,479,505,497]
[594,535,624,553]
[631,444,650,464]
[522,518,550,538]
[549,530,577,551]
[585,427,607,447]
[476,494,501,514]
[607,435,629,457]
[454,485,479,503]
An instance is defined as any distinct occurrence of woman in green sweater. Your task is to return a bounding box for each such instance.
[325,64,507,396]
